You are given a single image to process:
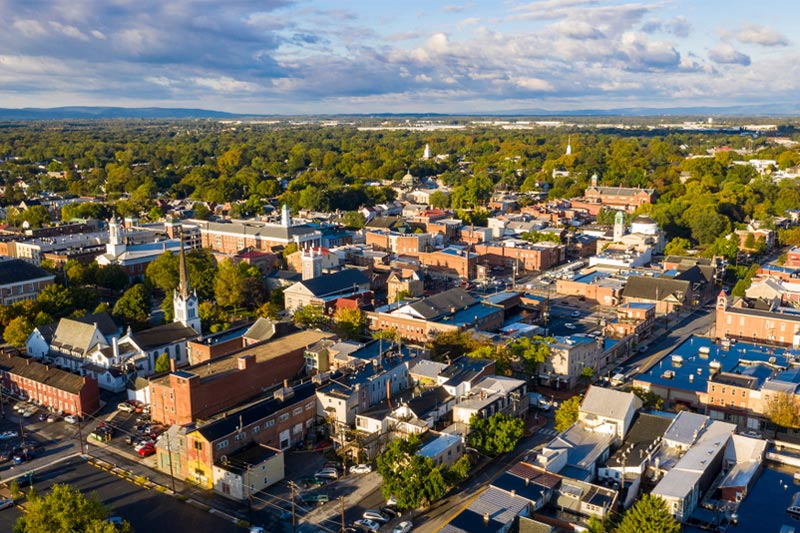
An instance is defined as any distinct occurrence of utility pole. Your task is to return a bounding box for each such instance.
[74,402,84,455]
[162,392,176,493]
[291,482,297,533]
[340,496,346,533]
[247,463,252,525]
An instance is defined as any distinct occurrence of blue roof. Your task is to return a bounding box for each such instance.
[622,302,655,310]
[636,336,792,393]
[573,271,609,284]
[439,303,501,326]
[418,433,461,459]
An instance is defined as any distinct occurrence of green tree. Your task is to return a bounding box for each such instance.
[429,190,451,209]
[14,483,130,533]
[631,386,664,410]
[340,211,366,230]
[663,237,692,256]
[554,395,582,432]
[333,307,366,340]
[615,493,680,533]
[282,243,299,263]
[145,252,179,294]
[3,315,34,347]
[192,203,211,220]
[198,301,227,332]
[214,259,242,309]
[112,284,151,331]
[294,304,325,329]
[376,434,448,510]
[36,284,73,318]
[95,264,128,292]
[580,366,595,386]
[466,413,524,456]
[764,392,800,437]
[155,352,171,373]
[509,336,552,375]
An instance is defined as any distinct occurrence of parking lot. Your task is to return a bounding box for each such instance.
[0,455,242,533]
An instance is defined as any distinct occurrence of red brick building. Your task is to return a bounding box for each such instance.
[582,174,656,212]
[0,352,99,416]
[474,241,564,273]
[150,330,334,425]
[715,291,800,346]
[419,247,477,279]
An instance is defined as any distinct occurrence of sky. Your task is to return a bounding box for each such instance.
[0,0,797,114]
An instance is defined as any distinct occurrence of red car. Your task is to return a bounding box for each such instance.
[138,444,155,458]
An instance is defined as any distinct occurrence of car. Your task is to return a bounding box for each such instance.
[46,413,58,423]
[13,449,32,464]
[21,408,36,418]
[349,464,372,475]
[314,467,339,480]
[362,510,388,524]
[249,528,266,533]
[0,448,17,462]
[571,310,581,317]
[564,323,576,330]
[64,414,79,424]
[299,476,326,488]
[386,495,398,507]
[314,440,332,453]
[0,497,14,510]
[134,439,155,452]
[106,517,124,528]
[0,431,18,440]
[137,444,155,457]
[638,344,649,353]
[380,506,399,518]
[354,519,381,532]
[117,402,135,413]
[393,522,413,533]
[37,412,48,422]
[302,493,330,505]
[741,430,762,439]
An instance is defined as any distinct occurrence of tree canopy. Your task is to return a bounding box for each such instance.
[375,434,449,510]
[615,493,680,533]
[467,413,524,456]
[555,395,582,432]
[14,483,131,533]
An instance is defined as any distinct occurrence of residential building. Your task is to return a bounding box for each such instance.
[387,268,424,303]
[418,431,464,468]
[283,269,371,314]
[582,174,656,212]
[604,303,655,339]
[577,386,642,442]
[474,240,565,273]
[452,376,529,424]
[149,330,334,425]
[621,275,692,315]
[419,246,477,279]
[0,351,100,416]
[0,256,55,305]
[538,335,604,390]
[211,445,284,501]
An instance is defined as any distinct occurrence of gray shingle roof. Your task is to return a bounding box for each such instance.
[408,288,476,319]
[622,275,689,301]
[0,258,55,285]
[298,269,369,297]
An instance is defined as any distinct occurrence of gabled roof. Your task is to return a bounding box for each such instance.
[296,269,370,297]
[75,312,119,337]
[0,258,55,285]
[0,353,90,394]
[129,322,198,350]
[580,386,641,421]
[407,288,476,320]
[51,319,102,355]
[622,275,690,302]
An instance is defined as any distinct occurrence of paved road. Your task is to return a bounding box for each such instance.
[6,456,243,533]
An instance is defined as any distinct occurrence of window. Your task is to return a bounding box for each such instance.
[252,425,260,434]
[711,385,716,392]
[305,401,314,411]
[194,441,203,451]
[279,413,290,422]
[264,419,275,428]
[741,390,746,398]
[216,440,229,450]
[292,407,302,416]
[235,432,246,441]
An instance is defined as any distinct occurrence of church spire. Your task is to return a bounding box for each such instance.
[178,233,190,299]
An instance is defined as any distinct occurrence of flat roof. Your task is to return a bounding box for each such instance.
[418,432,462,458]
[634,336,792,394]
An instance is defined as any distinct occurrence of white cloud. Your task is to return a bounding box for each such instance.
[735,24,788,46]
[13,20,46,37]
[709,43,751,66]
[91,30,107,40]
[192,76,260,92]
[49,21,90,41]
[512,77,555,92]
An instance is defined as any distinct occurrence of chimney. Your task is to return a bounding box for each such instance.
[483,513,490,526]
[169,358,176,373]
[238,354,254,371]
[112,336,119,362]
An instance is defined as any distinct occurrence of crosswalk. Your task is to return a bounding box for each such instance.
[537,428,559,437]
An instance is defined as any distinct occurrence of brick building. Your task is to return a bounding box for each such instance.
[149,330,334,425]
[714,291,800,346]
[474,240,565,273]
[188,206,321,255]
[605,303,656,339]
[0,257,56,305]
[582,174,656,212]
[419,246,477,279]
[556,270,625,306]
[180,381,319,489]
[365,230,434,256]
[0,352,100,416]
[387,268,424,303]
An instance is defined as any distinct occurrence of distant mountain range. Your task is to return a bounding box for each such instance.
[0,103,798,120]
[0,106,243,120]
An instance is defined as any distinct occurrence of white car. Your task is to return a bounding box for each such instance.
[564,323,577,330]
[64,414,79,424]
[354,519,381,532]
[349,464,372,475]
[386,495,398,507]
[117,402,135,413]
[362,510,388,524]
[393,522,413,533]
[0,497,14,510]
[571,310,581,318]
[315,467,339,480]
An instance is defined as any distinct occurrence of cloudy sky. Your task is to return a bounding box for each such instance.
[0,0,796,113]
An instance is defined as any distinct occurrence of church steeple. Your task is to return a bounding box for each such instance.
[178,236,190,299]
[173,233,200,334]
[566,134,572,156]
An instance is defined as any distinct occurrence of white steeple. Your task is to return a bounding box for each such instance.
[613,210,625,242]
[173,235,201,334]
[422,143,431,160]
[281,204,292,227]
[301,246,324,280]
[106,213,127,257]
[566,135,572,156]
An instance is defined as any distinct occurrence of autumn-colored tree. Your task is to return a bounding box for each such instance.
[333,307,366,340]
